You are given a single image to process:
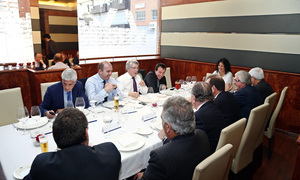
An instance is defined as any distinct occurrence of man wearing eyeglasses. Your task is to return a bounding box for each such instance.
[117,59,148,98]
[234,70,263,120]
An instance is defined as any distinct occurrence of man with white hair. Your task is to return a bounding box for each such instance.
[117,59,148,98]
[40,68,89,118]
[249,67,273,101]
[234,70,262,120]
[135,96,210,180]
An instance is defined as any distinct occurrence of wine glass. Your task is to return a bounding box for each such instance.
[159,84,166,93]
[16,106,29,135]
[75,97,85,111]
[31,106,41,122]
[147,87,154,94]
[191,76,197,84]
[89,99,97,112]
[65,100,74,108]
[186,76,191,83]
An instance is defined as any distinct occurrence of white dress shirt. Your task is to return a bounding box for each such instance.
[85,73,123,104]
[48,62,69,70]
[117,72,148,97]
[213,70,233,85]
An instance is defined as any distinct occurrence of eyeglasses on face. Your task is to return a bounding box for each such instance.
[234,79,241,82]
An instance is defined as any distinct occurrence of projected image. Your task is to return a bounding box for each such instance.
[77,0,159,59]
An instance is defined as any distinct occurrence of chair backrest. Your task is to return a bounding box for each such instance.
[255,92,277,148]
[231,103,269,174]
[138,69,146,79]
[69,58,73,65]
[0,87,24,126]
[41,81,59,100]
[265,86,288,139]
[192,144,233,180]
[111,72,118,80]
[48,59,54,67]
[78,78,88,93]
[215,118,246,180]
[165,67,172,89]
[205,73,213,81]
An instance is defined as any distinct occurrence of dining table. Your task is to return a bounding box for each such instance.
[0,89,192,180]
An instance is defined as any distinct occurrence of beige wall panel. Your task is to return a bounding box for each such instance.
[162,0,300,20]
[30,7,40,19]
[32,31,41,44]
[161,32,300,55]
[49,16,77,26]
[51,34,78,42]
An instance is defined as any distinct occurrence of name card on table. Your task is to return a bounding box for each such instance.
[142,112,157,122]
[103,121,122,134]
[121,108,137,114]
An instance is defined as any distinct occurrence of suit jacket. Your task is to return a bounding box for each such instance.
[23,143,121,180]
[40,81,89,116]
[214,91,241,127]
[140,129,210,180]
[73,57,79,65]
[47,39,59,59]
[255,79,273,101]
[144,71,167,93]
[195,101,225,153]
[234,85,263,120]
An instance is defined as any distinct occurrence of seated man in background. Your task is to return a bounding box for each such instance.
[61,52,71,67]
[48,53,69,70]
[234,70,263,120]
[40,68,89,118]
[144,63,167,93]
[117,59,148,98]
[85,61,123,104]
[34,52,46,71]
[191,82,225,153]
[135,96,210,180]
[249,67,273,101]
[24,108,121,180]
[72,51,80,66]
[207,75,241,127]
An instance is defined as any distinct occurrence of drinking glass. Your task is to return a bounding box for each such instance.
[114,95,119,112]
[186,76,191,83]
[31,106,41,122]
[65,100,74,108]
[191,76,197,84]
[16,106,29,135]
[75,97,85,110]
[39,134,48,153]
[147,87,154,94]
[159,84,166,93]
[89,99,97,112]
[175,80,181,90]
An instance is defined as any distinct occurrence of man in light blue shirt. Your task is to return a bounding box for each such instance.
[85,61,123,104]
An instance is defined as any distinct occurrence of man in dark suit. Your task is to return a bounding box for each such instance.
[191,82,226,153]
[249,67,273,101]
[207,76,241,127]
[40,68,89,118]
[24,108,121,180]
[144,63,167,93]
[135,96,210,180]
[234,70,263,120]
[43,34,59,60]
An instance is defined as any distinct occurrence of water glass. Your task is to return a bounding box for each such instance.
[159,84,166,92]
[65,100,74,108]
[75,97,85,110]
[191,76,197,84]
[31,106,41,122]
[147,87,154,94]
[16,106,29,135]
[186,76,191,82]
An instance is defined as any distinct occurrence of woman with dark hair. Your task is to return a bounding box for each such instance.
[213,58,233,90]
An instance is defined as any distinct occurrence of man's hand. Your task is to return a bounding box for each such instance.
[139,80,146,87]
[45,110,56,119]
[134,172,144,180]
[104,83,117,93]
[56,109,64,114]
[129,92,140,98]
[225,83,233,92]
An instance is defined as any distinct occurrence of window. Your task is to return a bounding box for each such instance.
[151,10,157,20]
[135,11,146,21]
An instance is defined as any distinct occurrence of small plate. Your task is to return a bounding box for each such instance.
[137,127,153,135]
[102,101,125,108]
[14,164,31,179]
[112,134,145,152]
[14,117,48,130]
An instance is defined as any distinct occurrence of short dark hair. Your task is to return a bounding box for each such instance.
[53,108,88,149]
[215,58,232,73]
[98,61,112,71]
[34,52,42,58]
[43,34,51,39]
[209,77,225,91]
[155,63,166,71]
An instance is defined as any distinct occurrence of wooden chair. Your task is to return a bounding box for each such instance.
[193,144,233,180]
[215,118,246,180]
[165,67,172,89]
[40,81,59,100]
[264,86,288,158]
[0,87,24,126]
[231,103,269,177]
[111,72,118,80]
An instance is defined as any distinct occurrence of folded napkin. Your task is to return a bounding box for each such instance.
[118,136,138,148]
[122,108,137,114]
[103,121,121,134]
[142,112,157,122]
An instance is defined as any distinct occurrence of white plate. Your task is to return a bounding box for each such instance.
[156,94,167,98]
[137,127,153,135]
[14,164,31,179]
[112,134,145,152]
[129,103,143,109]
[160,90,176,96]
[14,117,48,130]
[102,101,125,108]
[138,96,152,103]
[80,109,89,116]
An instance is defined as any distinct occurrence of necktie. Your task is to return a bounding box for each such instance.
[67,91,72,101]
[103,80,108,102]
[132,77,137,92]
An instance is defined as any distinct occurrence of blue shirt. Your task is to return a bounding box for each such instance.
[85,73,123,104]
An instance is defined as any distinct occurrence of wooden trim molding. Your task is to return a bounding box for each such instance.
[161,0,223,7]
